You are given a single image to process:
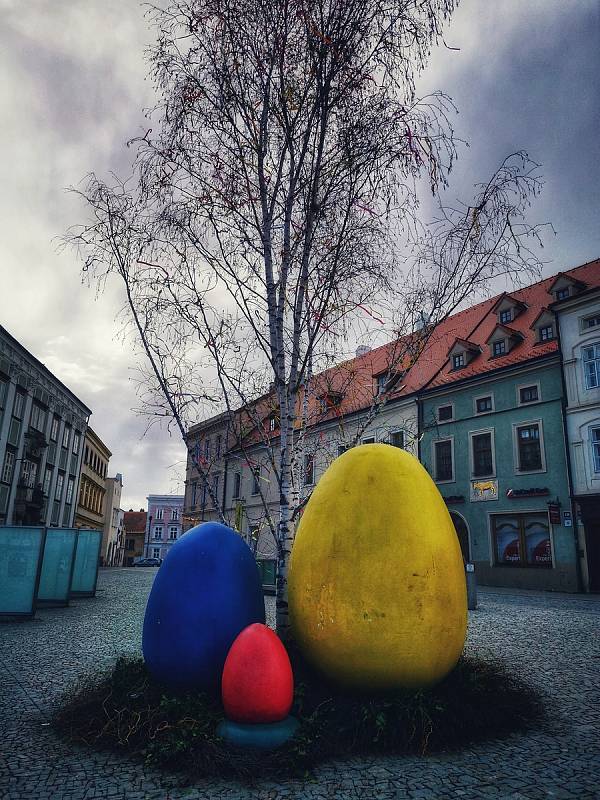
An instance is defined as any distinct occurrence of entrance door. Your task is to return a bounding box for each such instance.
[450,512,471,563]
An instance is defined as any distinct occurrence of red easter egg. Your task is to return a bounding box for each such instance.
[221,623,293,723]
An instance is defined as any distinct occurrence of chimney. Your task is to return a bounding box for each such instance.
[355,345,371,358]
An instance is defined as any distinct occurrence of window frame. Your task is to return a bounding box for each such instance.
[517,382,541,406]
[168,525,178,540]
[469,427,496,479]
[582,343,600,390]
[452,353,465,370]
[232,472,241,500]
[1,449,15,484]
[153,525,163,540]
[361,435,376,445]
[389,430,404,448]
[152,547,161,560]
[474,394,494,415]
[590,427,600,474]
[432,437,455,484]
[492,339,507,357]
[539,324,554,342]
[303,453,315,486]
[512,419,546,474]
[251,466,261,495]
[437,403,454,423]
[499,308,513,324]
[581,313,600,332]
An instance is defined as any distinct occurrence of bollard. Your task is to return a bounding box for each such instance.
[465,562,477,610]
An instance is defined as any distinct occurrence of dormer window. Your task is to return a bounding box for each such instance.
[319,391,343,413]
[453,353,465,369]
[493,340,506,357]
[493,294,527,326]
[447,338,480,371]
[530,309,556,344]
[486,324,523,358]
[499,309,513,324]
[375,370,404,395]
[548,273,587,303]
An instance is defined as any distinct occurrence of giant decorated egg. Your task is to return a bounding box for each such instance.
[222,623,293,723]
[142,522,265,691]
[288,444,467,690]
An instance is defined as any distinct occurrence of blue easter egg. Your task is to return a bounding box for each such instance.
[142,522,266,691]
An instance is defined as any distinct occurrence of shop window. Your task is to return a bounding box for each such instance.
[591,428,600,473]
[519,385,539,404]
[515,422,543,472]
[475,396,493,414]
[583,343,600,389]
[390,430,404,448]
[493,513,551,567]
[434,439,453,482]
[437,404,453,422]
[304,453,314,486]
[471,431,494,477]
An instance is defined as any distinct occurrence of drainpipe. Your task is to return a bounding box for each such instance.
[555,317,583,593]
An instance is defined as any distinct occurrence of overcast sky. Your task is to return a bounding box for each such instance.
[0,1,598,511]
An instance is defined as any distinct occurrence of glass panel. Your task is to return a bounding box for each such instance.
[0,527,44,614]
[37,528,78,604]
[518,425,542,470]
[495,517,521,564]
[472,433,493,476]
[435,440,453,481]
[70,529,102,596]
[524,514,552,566]
[259,559,276,585]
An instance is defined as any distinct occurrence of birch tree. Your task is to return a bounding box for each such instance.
[68,0,546,634]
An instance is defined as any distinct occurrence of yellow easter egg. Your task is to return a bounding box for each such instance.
[288,444,467,689]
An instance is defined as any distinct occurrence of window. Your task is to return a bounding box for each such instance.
[475,396,493,414]
[471,431,494,477]
[583,314,600,330]
[232,472,241,499]
[55,472,64,501]
[43,466,52,496]
[257,559,276,587]
[21,459,37,489]
[452,353,465,369]
[499,309,513,324]
[269,416,276,432]
[492,340,506,357]
[191,481,197,506]
[583,344,600,389]
[152,547,161,560]
[215,435,222,458]
[434,439,453,482]
[66,477,75,505]
[211,474,219,507]
[62,425,71,449]
[437,404,453,423]
[248,524,260,550]
[337,444,349,457]
[13,391,25,418]
[493,513,551,567]
[556,287,569,301]
[30,402,46,432]
[73,432,81,455]
[252,467,260,495]
[169,525,178,540]
[204,438,211,459]
[519,385,539,404]
[304,453,314,486]
[171,508,179,521]
[591,428,600,473]
[1,450,15,484]
[362,436,375,445]
[154,526,163,540]
[539,325,554,341]
[390,430,404,448]
[516,423,543,472]
[0,379,7,408]
[155,508,164,520]
[376,373,388,394]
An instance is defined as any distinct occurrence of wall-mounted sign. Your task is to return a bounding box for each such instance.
[548,503,561,525]
[470,480,498,502]
[506,487,550,499]
[563,511,572,527]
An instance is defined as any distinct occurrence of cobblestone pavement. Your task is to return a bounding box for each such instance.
[1,569,599,800]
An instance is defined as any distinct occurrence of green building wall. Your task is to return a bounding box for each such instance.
[420,359,579,591]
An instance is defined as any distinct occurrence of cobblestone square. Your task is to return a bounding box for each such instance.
[0,569,599,800]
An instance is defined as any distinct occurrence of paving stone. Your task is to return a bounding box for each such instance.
[0,571,599,799]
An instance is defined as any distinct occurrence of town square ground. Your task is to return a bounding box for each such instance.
[1,569,598,800]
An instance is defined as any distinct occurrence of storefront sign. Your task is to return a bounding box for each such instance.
[470,479,498,502]
[506,487,550,498]
[548,503,561,525]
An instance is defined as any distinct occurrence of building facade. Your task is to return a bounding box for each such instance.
[555,282,600,591]
[102,474,124,566]
[123,509,147,566]
[145,494,185,560]
[182,258,600,593]
[74,427,111,555]
[0,325,90,527]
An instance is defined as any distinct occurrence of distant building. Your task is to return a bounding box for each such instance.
[103,474,124,566]
[74,428,111,557]
[145,494,184,560]
[123,509,147,566]
[0,325,90,526]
